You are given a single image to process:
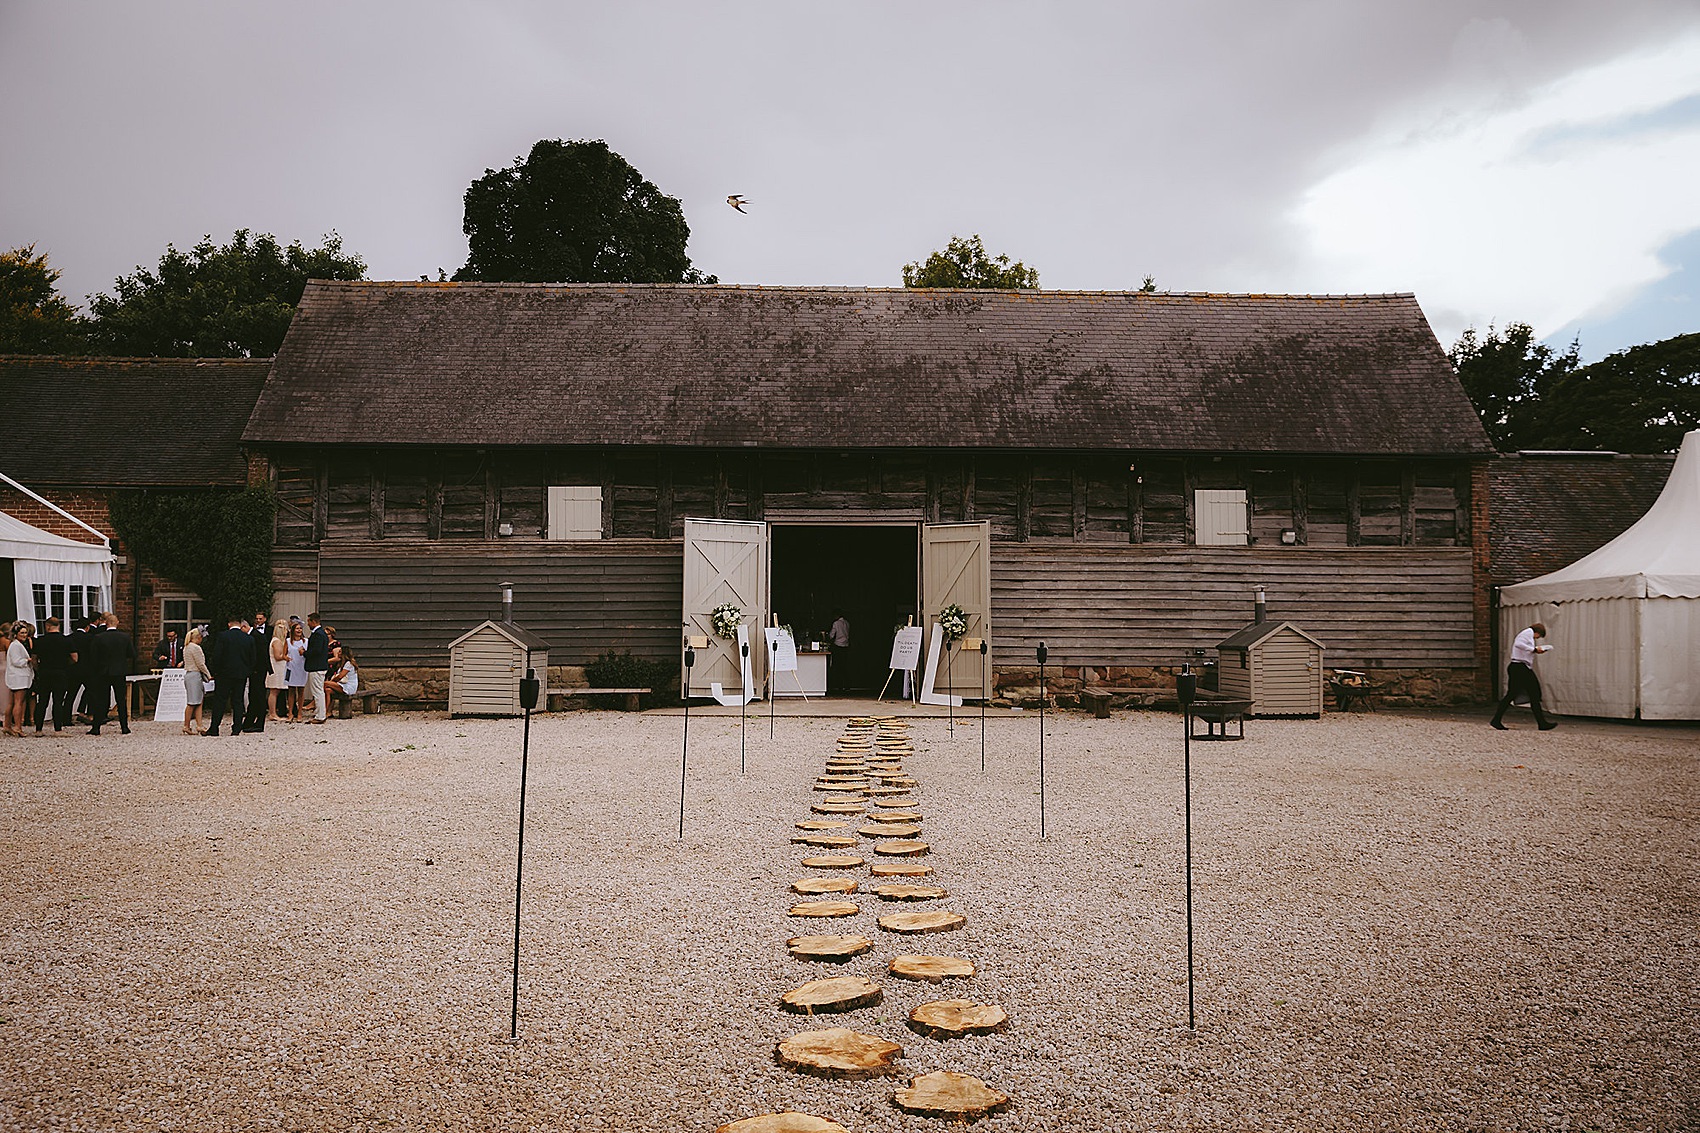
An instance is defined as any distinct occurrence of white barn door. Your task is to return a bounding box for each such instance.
[921,522,992,698]
[683,518,769,697]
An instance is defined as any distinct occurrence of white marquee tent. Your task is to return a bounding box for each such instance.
[1,510,114,628]
[1497,429,1700,720]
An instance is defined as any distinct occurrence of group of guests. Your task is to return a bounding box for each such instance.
[1,609,361,738]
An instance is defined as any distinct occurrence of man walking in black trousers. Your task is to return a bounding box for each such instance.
[1491,621,1557,730]
[32,616,74,732]
[242,611,271,732]
[207,616,254,736]
[88,612,136,735]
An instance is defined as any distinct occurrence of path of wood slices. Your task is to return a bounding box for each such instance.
[722,715,1011,1131]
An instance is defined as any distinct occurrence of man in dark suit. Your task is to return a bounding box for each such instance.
[88,612,137,735]
[68,615,98,722]
[304,612,330,724]
[32,616,74,733]
[153,629,183,669]
[207,616,254,736]
[242,611,271,732]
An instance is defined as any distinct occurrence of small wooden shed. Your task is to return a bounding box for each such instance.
[448,620,551,717]
[1215,621,1325,717]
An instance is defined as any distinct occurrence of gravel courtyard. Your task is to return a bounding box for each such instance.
[2,705,1695,1132]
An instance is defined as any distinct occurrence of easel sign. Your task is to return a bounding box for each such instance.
[765,627,799,672]
[878,622,925,702]
[152,668,187,722]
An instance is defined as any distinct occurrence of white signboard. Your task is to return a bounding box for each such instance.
[764,627,799,672]
[888,625,924,672]
[713,625,757,706]
[918,623,963,707]
[152,668,187,721]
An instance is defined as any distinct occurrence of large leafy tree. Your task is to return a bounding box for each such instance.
[1449,322,1580,451]
[87,230,366,357]
[454,138,712,284]
[0,244,86,353]
[902,234,1040,290]
[1532,333,1700,452]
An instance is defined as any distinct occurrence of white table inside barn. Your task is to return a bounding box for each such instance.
[776,646,830,698]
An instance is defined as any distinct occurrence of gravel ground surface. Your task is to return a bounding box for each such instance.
[2,705,1696,1132]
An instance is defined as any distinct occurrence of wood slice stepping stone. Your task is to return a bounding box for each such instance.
[875,883,947,901]
[874,839,929,857]
[811,802,864,815]
[821,793,867,805]
[777,1026,903,1080]
[866,787,910,798]
[860,822,921,838]
[781,975,883,1014]
[715,1112,850,1133]
[871,861,933,878]
[893,1071,1011,1120]
[801,855,864,870]
[787,934,873,961]
[794,833,858,848]
[790,900,860,918]
[793,877,858,895]
[872,798,916,809]
[872,810,921,822]
[879,910,965,934]
[888,954,975,983]
[795,820,850,831]
[908,999,1009,1038]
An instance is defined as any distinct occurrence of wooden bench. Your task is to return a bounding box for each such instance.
[547,687,652,712]
[334,691,382,719]
[1186,694,1253,740]
[1080,686,1165,718]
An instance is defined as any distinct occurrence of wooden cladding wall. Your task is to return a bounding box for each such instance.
[990,545,1476,669]
[271,450,1474,551]
[317,541,683,666]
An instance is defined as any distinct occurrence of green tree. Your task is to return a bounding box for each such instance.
[87,229,366,358]
[902,234,1040,290]
[108,487,277,628]
[1449,322,1580,450]
[0,244,86,353]
[1529,333,1700,453]
[454,139,713,284]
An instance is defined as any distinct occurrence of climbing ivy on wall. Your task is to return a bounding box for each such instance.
[108,487,277,628]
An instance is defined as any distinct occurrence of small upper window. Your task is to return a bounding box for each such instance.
[1194,489,1248,546]
[547,486,602,540]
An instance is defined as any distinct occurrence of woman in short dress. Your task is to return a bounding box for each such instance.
[285,620,308,721]
[4,622,35,737]
[182,627,211,735]
[265,620,289,722]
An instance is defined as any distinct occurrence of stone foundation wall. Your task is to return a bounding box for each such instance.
[991,664,1482,710]
[363,665,591,709]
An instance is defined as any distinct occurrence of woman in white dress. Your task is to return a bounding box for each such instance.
[6,622,37,737]
[265,620,289,722]
[284,621,308,722]
[182,627,212,735]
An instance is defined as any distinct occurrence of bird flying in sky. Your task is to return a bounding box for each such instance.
[727,194,749,213]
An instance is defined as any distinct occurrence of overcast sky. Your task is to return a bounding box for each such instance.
[4,1,1698,361]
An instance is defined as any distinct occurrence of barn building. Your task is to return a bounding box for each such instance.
[237,281,1497,706]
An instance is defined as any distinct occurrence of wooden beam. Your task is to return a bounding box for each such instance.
[312,456,328,543]
[1400,467,1416,546]
[427,460,443,541]
[599,451,615,539]
[961,457,975,521]
[483,463,497,540]
[1292,468,1309,545]
[925,456,942,523]
[369,463,384,540]
[1182,460,1196,545]
[656,453,674,539]
[749,454,765,521]
[714,454,728,518]
[1071,462,1087,541]
[1346,466,1361,547]
[1129,465,1143,545]
[1015,457,1032,542]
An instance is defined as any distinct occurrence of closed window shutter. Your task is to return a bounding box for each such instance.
[1195,490,1249,545]
[547,486,602,540]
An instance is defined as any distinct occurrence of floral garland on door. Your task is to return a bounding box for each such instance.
[938,603,968,644]
[711,603,744,640]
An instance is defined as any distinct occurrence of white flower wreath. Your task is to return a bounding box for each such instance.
[938,603,968,643]
[711,602,743,640]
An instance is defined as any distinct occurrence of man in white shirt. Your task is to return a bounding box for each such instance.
[1491,622,1556,730]
[828,611,851,693]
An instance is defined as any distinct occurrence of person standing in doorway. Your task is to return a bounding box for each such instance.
[828,609,852,694]
[1492,622,1557,731]
[88,613,136,735]
[207,615,253,736]
[304,612,330,724]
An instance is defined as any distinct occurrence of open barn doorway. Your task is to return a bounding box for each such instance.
[770,524,918,695]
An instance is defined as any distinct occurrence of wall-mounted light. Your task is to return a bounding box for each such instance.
[1280,529,1298,545]
[498,522,515,537]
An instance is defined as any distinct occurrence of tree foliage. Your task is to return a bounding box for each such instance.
[1450,322,1580,450]
[86,229,366,358]
[1452,324,1699,453]
[0,244,86,353]
[108,487,277,626]
[902,234,1039,290]
[454,139,713,284]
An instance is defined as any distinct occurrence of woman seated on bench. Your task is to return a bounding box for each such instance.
[328,648,360,713]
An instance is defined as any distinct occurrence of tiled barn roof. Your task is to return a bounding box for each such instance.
[2,356,270,486]
[245,282,1494,457]
[1489,452,1676,586]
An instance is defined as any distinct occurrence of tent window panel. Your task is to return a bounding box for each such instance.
[32,584,48,626]
[69,587,86,625]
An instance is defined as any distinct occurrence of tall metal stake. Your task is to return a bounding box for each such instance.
[739,641,749,774]
[509,664,541,1041]
[680,645,695,839]
[769,638,778,739]
[1177,662,1198,1030]
[1037,641,1048,840]
[979,638,988,772]
[945,639,954,736]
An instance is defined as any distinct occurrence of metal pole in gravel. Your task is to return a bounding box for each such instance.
[739,641,748,774]
[1037,641,1048,840]
[980,638,988,773]
[945,639,955,737]
[769,638,778,739]
[680,645,695,840]
[1176,662,1198,1030]
[509,665,541,1041]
